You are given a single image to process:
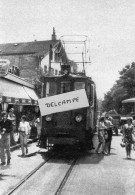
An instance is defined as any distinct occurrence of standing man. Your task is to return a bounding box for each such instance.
[0,112,13,165]
[8,108,16,145]
[105,116,113,154]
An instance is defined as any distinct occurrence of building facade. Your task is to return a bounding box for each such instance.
[0,29,68,83]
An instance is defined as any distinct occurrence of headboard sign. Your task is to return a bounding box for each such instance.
[38,89,89,116]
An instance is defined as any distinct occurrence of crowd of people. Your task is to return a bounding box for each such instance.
[0,108,41,165]
[96,115,135,159]
[1,107,135,165]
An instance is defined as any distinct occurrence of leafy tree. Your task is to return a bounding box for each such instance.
[119,62,135,97]
[102,91,114,112]
[101,62,135,114]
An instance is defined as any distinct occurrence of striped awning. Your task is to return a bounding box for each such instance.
[0,78,38,105]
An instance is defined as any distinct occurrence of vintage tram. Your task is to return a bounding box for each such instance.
[39,65,97,150]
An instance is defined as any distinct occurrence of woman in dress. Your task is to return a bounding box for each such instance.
[18,115,31,156]
[123,118,134,159]
[96,117,107,154]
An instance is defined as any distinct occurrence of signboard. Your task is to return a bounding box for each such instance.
[38,89,89,116]
[0,59,10,77]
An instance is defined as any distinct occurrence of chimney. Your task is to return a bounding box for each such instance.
[52,27,57,41]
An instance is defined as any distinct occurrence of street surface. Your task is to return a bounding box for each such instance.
[0,142,46,195]
[12,155,74,195]
[62,134,135,195]
[0,133,135,195]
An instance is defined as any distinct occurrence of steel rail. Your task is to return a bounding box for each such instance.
[55,157,79,195]
[7,151,52,195]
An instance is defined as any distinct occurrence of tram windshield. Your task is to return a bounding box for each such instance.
[74,82,85,90]
[61,81,71,93]
[46,81,57,97]
[45,81,85,96]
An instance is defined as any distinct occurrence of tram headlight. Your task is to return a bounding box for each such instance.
[45,115,52,122]
[75,114,83,122]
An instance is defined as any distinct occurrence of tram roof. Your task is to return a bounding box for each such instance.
[41,73,95,83]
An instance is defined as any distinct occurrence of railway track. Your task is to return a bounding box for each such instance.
[55,157,78,195]
[7,155,51,195]
[7,149,80,195]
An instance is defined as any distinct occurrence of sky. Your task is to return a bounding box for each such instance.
[0,0,135,99]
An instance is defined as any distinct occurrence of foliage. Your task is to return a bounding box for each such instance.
[101,62,135,114]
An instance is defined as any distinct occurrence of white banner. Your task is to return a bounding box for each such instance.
[38,89,89,116]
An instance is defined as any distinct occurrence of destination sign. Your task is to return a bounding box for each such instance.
[38,89,89,116]
[0,59,10,77]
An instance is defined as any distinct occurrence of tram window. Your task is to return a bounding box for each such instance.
[44,65,47,73]
[46,82,57,97]
[61,81,71,93]
[87,85,90,96]
[55,69,58,75]
[74,82,85,90]
[87,84,94,106]
[89,84,94,106]
[87,85,90,99]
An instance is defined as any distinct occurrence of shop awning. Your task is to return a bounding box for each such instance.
[23,86,38,100]
[0,78,38,105]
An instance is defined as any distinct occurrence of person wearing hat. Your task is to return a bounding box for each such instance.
[0,112,13,165]
[8,108,16,145]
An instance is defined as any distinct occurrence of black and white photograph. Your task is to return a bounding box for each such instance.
[0,0,135,194]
